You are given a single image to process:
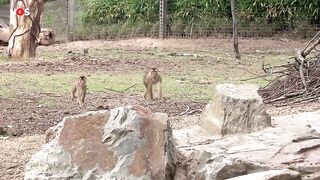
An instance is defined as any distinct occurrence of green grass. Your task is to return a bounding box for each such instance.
[0,48,294,102]
[0,54,9,62]
[0,72,221,101]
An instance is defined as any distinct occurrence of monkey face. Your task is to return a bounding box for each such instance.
[78,76,87,85]
[150,71,158,80]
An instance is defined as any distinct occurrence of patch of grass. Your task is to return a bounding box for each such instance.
[37,51,65,59]
[38,99,57,108]
[0,74,21,97]
[0,73,146,95]
[88,73,144,93]
[91,73,213,101]
[0,50,292,101]
[0,72,214,101]
[0,73,75,96]
[0,86,11,97]
[0,54,9,62]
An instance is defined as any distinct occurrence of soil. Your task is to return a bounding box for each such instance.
[0,38,317,180]
[0,135,44,180]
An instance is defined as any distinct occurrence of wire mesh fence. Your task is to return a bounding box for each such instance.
[42,0,320,42]
[42,0,68,41]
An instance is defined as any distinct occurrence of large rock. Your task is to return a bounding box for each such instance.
[227,169,301,180]
[201,83,271,135]
[303,172,320,180]
[25,106,176,180]
[174,112,320,179]
[187,151,269,180]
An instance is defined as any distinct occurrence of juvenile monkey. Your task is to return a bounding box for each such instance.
[71,76,87,107]
[143,67,162,100]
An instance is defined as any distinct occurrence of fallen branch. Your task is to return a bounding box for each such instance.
[105,83,138,93]
[179,107,203,116]
[179,106,190,116]
[240,68,271,82]
[258,30,320,106]
[186,109,203,115]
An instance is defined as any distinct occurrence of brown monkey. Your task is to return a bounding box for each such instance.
[71,76,87,107]
[143,67,162,100]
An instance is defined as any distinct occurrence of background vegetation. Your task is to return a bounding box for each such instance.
[0,0,7,5]
[77,0,320,38]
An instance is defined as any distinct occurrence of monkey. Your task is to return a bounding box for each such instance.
[143,67,162,100]
[71,76,87,107]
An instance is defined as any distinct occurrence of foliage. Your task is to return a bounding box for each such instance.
[79,0,159,25]
[77,0,320,38]
[0,0,8,5]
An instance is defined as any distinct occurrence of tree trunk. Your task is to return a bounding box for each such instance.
[8,0,45,59]
[231,0,241,59]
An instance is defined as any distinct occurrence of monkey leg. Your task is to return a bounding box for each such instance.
[144,91,147,99]
[147,84,153,100]
[71,86,77,100]
[158,82,162,99]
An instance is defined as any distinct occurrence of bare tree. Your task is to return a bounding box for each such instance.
[231,0,240,59]
[8,0,45,59]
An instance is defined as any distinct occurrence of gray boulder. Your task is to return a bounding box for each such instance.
[187,151,269,180]
[24,106,176,180]
[175,112,320,179]
[201,83,271,135]
[302,172,320,180]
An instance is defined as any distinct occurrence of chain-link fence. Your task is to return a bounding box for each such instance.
[42,0,320,42]
[42,0,68,41]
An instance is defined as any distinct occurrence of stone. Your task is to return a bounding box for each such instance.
[174,168,187,180]
[187,151,269,180]
[226,169,301,180]
[174,111,320,179]
[201,83,271,135]
[0,126,7,136]
[303,172,320,180]
[24,106,176,180]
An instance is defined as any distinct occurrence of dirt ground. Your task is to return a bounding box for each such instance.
[0,38,319,180]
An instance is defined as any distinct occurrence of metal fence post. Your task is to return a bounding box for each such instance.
[66,0,74,41]
[159,0,167,39]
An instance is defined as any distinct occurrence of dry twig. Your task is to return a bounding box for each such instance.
[258,31,320,106]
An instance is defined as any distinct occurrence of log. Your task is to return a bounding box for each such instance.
[39,28,55,45]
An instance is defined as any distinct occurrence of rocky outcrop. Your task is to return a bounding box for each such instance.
[227,169,301,180]
[303,172,320,180]
[24,106,176,180]
[201,83,271,135]
[187,151,269,180]
[175,112,320,179]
